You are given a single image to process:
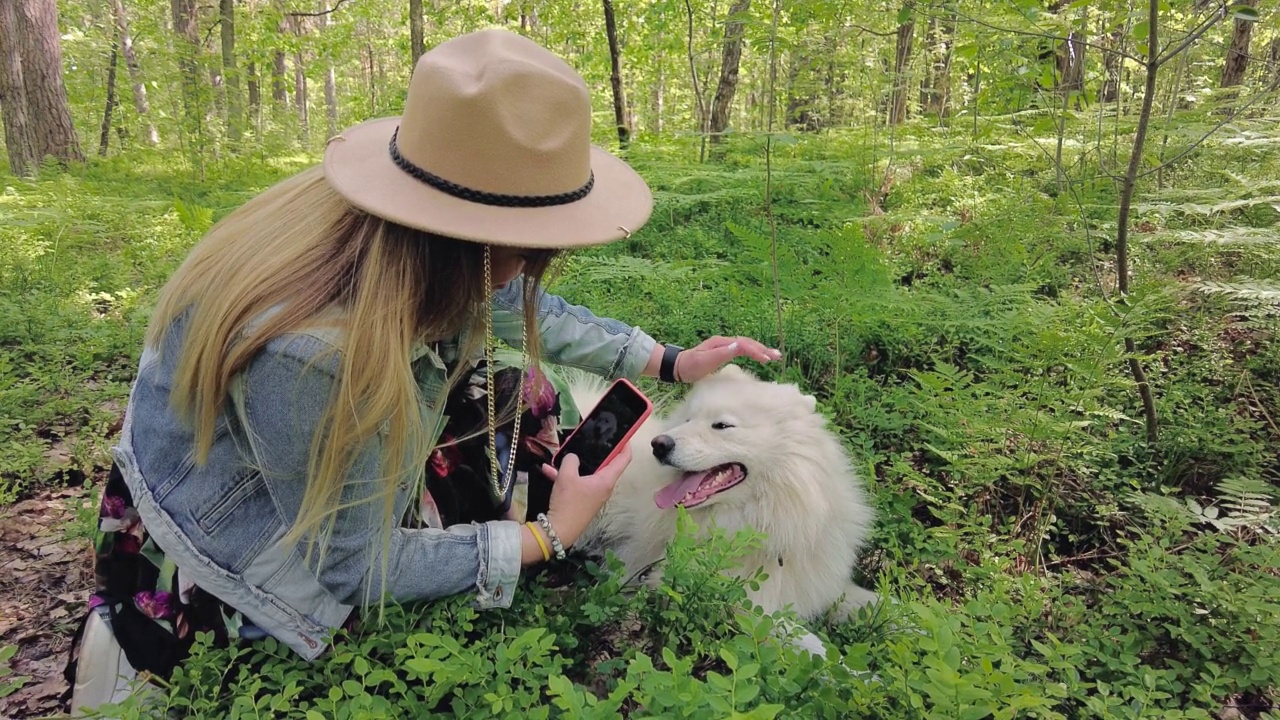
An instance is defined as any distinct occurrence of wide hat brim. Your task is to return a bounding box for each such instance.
[323,117,653,249]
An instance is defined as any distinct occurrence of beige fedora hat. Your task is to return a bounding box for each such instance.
[323,28,652,248]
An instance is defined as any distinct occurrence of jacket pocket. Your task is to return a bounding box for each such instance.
[197,469,266,535]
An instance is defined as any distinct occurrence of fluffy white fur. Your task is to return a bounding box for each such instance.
[575,365,878,622]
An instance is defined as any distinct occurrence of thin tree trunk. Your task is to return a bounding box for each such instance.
[110,0,157,145]
[708,0,751,145]
[294,49,309,143]
[272,51,289,108]
[317,0,337,137]
[889,1,916,125]
[365,42,376,115]
[602,0,629,147]
[220,0,241,142]
[1219,0,1256,88]
[1116,0,1161,444]
[99,38,119,156]
[684,0,708,162]
[171,0,201,132]
[0,0,36,176]
[921,5,955,115]
[1100,29,1123,103]
[247,60,260,131]
[410,0,424,65]
[15,0,83,164]
[652,52,664,133]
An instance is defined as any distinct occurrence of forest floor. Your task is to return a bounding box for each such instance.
[0,482,98,719]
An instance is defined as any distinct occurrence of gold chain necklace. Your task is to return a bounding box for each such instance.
[483,245,527,503]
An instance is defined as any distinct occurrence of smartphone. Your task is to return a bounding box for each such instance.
[553,378,653,476]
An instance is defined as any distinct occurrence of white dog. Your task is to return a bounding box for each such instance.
[574,365,878,623]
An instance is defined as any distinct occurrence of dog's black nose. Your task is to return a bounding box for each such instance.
[651,434,675,460]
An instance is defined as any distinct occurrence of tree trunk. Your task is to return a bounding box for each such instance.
[247,60,260,131]
[1219,0,1256,88]
[785,52,819,131]
[110,0,157,145]
[708,0,751,144]
[318,0,337,137]
[920,6,955,115]
[602,0,629,147]
[294,49,309,143]
[365,42,376,115]
[651,52,664,133]
[1270,37,1280,89]
[0,0,36,176]
[99,38,119,156]
[1100,29,1123,103]
[1115,0,1161,444]
[410,0,424,65]
[220,0,241,142]
[889,2,916,125]
[171,0,202,148]
[272,51,289,108]
[15,0,83,165]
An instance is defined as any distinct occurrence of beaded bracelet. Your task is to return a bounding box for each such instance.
[536,513,566,560]
[526,521,551,562]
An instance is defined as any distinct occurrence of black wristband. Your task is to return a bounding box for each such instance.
[659,344,683,383]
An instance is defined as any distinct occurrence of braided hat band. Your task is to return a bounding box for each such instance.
[389,127,595,209]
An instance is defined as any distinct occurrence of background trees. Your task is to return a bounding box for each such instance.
[1,0,1272,171]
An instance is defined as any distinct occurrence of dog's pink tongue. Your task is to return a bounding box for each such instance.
[654,471,710,509]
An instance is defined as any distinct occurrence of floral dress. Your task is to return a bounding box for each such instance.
[65,357,575,682]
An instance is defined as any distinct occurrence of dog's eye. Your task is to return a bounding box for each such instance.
[712,422,734,430]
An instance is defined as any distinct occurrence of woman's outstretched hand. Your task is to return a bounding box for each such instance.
[673,336,781,382]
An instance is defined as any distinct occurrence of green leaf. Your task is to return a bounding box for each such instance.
[896,5,914,24]
[1132,20,1149,40]
[1229,4,1259,21]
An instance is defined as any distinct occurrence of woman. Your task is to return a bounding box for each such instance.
[68,28,778,712]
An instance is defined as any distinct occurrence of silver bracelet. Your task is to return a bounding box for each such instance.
[536,513,566,560]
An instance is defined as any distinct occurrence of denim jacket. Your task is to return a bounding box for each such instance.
[111,277,656,659]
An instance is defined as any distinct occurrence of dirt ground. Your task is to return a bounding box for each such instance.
[1,484,97,719]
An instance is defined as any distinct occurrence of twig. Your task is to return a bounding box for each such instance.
[1156,1,1228,67]
[1043,549,1123,569]
[848,22,897,38]
[1136,78,1280,180]
[287,0,350,17]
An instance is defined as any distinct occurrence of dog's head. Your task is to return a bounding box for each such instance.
[649,364,822,511]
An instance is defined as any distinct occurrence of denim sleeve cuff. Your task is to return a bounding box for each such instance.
[474,520,522,609]
[615,327,658,381]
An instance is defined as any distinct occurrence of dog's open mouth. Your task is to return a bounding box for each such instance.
[654,463,747,509]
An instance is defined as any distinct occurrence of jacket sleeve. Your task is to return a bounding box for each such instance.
[234,342,522,609]
[492,276,657,380]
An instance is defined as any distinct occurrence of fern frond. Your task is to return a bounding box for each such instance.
[1165,228,1280,245]
[1196,278,1280,305]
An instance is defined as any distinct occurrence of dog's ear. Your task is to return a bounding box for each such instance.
[801,394,817,412]
[715,364,754,381]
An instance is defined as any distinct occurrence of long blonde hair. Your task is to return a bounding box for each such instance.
[148,165,558,595]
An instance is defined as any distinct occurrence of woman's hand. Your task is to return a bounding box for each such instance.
[537,446,633,549]
[673,336,781,383]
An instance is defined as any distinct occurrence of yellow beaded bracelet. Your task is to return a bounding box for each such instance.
[527,521,551,562]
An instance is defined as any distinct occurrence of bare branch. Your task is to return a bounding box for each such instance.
[287,0,350,18]
[848,22,897,39]
[1156,0,1229,67]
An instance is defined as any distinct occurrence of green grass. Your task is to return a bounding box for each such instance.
[3,124,1279,718]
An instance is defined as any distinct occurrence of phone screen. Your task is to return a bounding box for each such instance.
[555,381,651,475]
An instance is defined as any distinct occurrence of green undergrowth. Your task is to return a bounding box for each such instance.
[6,124,1280,717]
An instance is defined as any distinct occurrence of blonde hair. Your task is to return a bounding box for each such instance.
[148,165,558,599]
